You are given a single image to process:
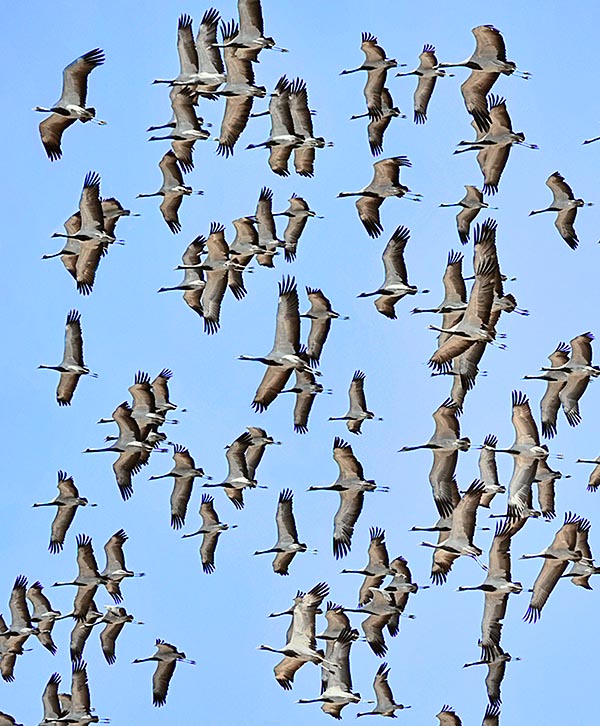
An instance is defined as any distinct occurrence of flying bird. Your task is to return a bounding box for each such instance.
[396,44,451,123]
[254,489,313,575]
[133,639,195,707]
[356,662,410,717]
[350,86,405,156]
[341,32,398,119]
[437,25,530,129]
[149,444,210,529]
[329,370,382,434]
[274,193,323,262]
[341,527,391,606]
[308,438,382,558]
[301,287,347,365]
[338,157,420,238]
[182,493,237,573]
[456,96,537,195]
[523,341,570,438]
[32,470,96,553]
[529,172,592,249]
[522,512,588,622]
[358,225,429,318]
[137,151,203,233]
[439,186,494,244]
[38,310,96,405]
[35,48,106,160]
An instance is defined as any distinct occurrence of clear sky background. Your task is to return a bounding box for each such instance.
[2,0,600,723]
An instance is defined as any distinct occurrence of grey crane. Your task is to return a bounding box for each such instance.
[133,639,195,707]
[127,371,165,441]
[439,186,494,244]
[463,651,519,707]
[308,438,384,559]
[523,341,570,438]
[356,662,410,717]
[39,672,65,724]
[384,556,422,634]
[148,87,210,172]
[351,86,405,156]
[477,435,505,508]
[214,20,267,157]
[457,96,537,195]
[496,391,549,519]
[268,583,329,690]
[152,11,225,93]
[399,398,469,517]
[26,581,60,655]
[5,577,37,645]
[338,156,421,238]
[33,470,96,553]
[411,249,466,317]
[529,172,592,249]
[182,493,237,573]
[457,518,524,661]
[217,0,287,56]
[437,25,530,128]
[260,581,329,666]
[38,310,96,406]
[51,172,114,247]
[301,287,347,365]
[159,237,206,317]
[62,659,109,724]
[563,519,600,588]
[341,32,398,119]
[329,370,381,434]
[253,187,282,266]
[246,76,300,175]
[344,588,403,657]
[152,368,182,417]
[281,351,329,434]
[288,77,332,177]
[428,225,500,372]
[358,225,429,319]
[396,44,451,123]
[254,489,314,574]
[297,628,365,717]
[69,600,103,662]
[137,151,203,234]
[35,48,106,160]
[552,332,600,426]
[52,534,107,620]
[203,431,257,509]
[522,512,587,622]
[534,458,564,520]
[100,529,145,603]
[245,426,281,481]
[240,276,316,380]
[341,527,392,606]
[149,444,210,528]
[420,480,486,581]
[99,605,143,665]
[201,222,236,333]
[274,193,322,262]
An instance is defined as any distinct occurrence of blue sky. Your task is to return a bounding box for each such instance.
[2,0,600,723]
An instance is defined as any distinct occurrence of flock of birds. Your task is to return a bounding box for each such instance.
[3,1,598,725]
